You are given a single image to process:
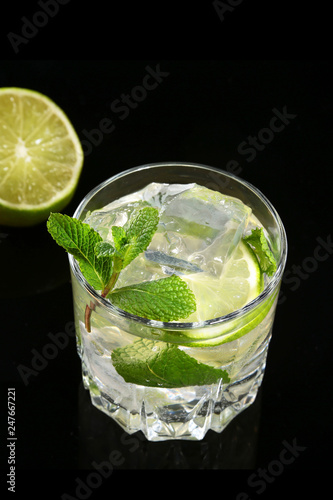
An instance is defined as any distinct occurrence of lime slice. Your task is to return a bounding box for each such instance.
[0,87,83,226]
[154,240,277,347]
[181,288,278,347]
[183,240,264,323]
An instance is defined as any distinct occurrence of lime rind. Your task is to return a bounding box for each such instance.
[183,288,278,347]
[0,191,76,227]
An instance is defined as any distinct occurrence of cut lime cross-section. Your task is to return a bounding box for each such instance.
[0,87,84,226]
[183,240,264,323]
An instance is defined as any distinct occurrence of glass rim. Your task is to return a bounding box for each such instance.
[68,161,287,331]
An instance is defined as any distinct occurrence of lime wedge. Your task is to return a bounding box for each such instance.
[0,87,83,226]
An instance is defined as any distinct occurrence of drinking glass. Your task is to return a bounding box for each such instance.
[69,162,287,441]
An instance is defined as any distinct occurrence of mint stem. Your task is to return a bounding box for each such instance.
[85,301,95,333]
[85,271,120,332]
[101,271,120,298]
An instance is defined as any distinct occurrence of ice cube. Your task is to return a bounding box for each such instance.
[151,184,252,277]
[85,182,252,282]
[84,182,195,240]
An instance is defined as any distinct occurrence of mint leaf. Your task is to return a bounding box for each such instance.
[94,241,116,258]
[47,213,113,290]
[111,338,230,388]
[111,225,127,252]
[109,274,196,321]
[243,227,277,277]
[119,207,159,269]
[47,208,198,333]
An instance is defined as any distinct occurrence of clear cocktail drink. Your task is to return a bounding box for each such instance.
[68,162,287,441]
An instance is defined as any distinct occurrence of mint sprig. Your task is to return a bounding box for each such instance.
[111,338,230,388]
[47,207,196,331]
[243,227,277,277]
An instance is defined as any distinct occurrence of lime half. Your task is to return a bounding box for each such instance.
[0,87,83,226]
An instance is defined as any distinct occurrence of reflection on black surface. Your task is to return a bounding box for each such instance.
[77,382,262,469]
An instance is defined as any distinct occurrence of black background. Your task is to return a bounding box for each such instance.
[0,1,332,498]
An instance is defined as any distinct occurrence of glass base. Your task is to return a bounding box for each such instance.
[82,363,266,442]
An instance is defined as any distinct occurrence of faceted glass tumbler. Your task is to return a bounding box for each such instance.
[69,162,287,441]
